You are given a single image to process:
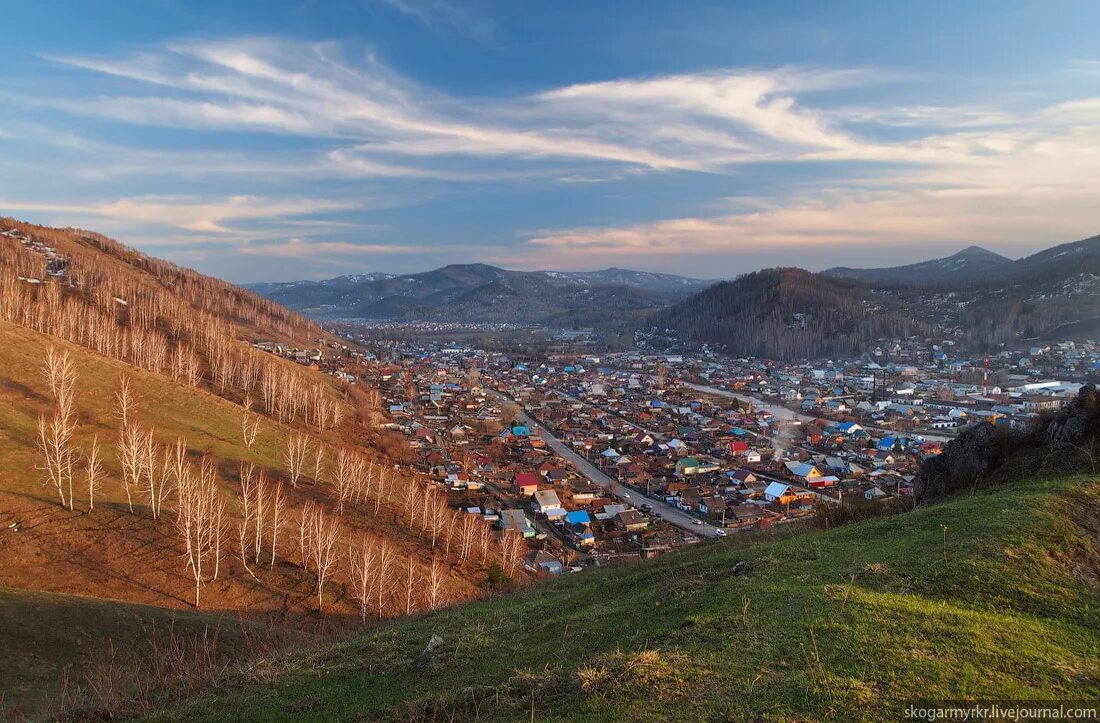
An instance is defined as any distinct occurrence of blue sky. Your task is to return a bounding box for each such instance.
[2,0,1099,282]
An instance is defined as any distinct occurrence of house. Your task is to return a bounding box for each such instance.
[565,510,595,545]
[532,490,566,520]
[513,472,540,497]
[728,440,750,455]
[616,509,649,532]
[499,509,537,538]
[564,510,591,526]
[699,496,729,519]
[728,469,758,485]
[675,456,719,476]
[524,550,564,575]
[728,504,776,529]
[784,461,822,481]
[764,481,799,505]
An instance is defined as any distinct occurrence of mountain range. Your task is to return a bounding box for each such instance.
[823,245,1012,283]
[249,264,714,325]
[248,233,1100,359]
[661,233,1100,358]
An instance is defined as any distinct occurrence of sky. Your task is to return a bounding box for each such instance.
[2,0,1099,283]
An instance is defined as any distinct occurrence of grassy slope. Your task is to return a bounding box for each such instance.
[0,319,299,607]
[0,587,305,721]
[155,475,1100,722]
[0,320,479,715]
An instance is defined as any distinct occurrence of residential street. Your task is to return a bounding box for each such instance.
[496,392,721,538]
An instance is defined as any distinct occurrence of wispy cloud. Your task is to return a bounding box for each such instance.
[0,194,359,238]
[8,36,1100,278]
[39,41,889,172]
[239,237,420,258]
[373,0,495,40]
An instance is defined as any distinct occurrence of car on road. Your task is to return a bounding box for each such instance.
[692,518,703,525]
[640,503,653,511]
[714,529,728,537]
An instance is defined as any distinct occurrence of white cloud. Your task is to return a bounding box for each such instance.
[373,0,495,40]
[10,38,1100,276]
[1,194,358,238]
[239,237,420,258]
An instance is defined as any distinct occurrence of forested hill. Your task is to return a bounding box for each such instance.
[656,268,926,360]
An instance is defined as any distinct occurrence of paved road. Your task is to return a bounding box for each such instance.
[495,391,721,538]
[683,382,954,443]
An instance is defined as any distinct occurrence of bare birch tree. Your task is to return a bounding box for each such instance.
[348,536,377,622]
[115,375,134,431]
[500,530,523,575]
[403,555,419,615]
[299,503,341,611]
[283,432,309,488]
[85,435,104,511]
[176,458,225,607]
[376,539,395,617]
[241,414,259,450]
[269,480,285,569]
[426,557,446,610]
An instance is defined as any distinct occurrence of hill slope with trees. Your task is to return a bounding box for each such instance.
[0,220,523,718]
[655,268,927,359]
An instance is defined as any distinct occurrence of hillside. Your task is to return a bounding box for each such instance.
[656,268,927,360]
[663,234,1100,358]
[151,474,1100,721]
[824,245,1012,283]
[0,221,520,717]
[249,264,710,323]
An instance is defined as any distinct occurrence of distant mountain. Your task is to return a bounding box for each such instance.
[249,264,711,323]
[540,267,714,293]
[823,245,1012,283]
[663,234,1100,359]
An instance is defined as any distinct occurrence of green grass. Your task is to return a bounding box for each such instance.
[0,320,296,500]
[0,321,306,717]
[0,587,303,721]
[148,475,1100,721]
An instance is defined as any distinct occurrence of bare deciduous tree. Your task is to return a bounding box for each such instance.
[115,375,134,431]
[458,514,474,562]
[37,414,75,510]
[117,424,144,514]
[283,432,309,488]
[85,435,105,511]
[44,347,77,422]
[500,530,523,575]
[176,458,225,607]
[426,557,446,611]
[376,539,394,617]
[241,414,259,450]
[348,536,377,622]
[312,443,325,483]
[299,503,341,611]
[37,347,79,510]
[269,480,285,570]
[403,555,419,615]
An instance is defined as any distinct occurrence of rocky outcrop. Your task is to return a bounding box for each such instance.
[915,422,999,500]
[1045,384,1100,449]
[916,384,1100,501]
